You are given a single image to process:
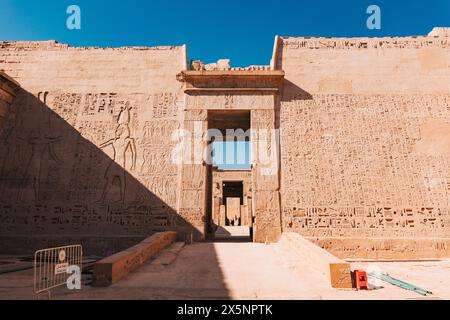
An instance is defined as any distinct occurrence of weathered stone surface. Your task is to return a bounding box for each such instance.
[428,27,450,37]
[240,205,249,226]
[92,231,177,287]
[278,30,450,257]
[0,43,187,254]
[311,238,450,260]
[281,233,352,289]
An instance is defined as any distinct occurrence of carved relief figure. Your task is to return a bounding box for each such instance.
[0,107,21,199]
[17,129,63,201]
[98,104,137,203]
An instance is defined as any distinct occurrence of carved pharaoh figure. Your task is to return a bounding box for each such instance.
[98,104,137,203]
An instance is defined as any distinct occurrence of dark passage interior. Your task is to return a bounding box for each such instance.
[223,181,243,205]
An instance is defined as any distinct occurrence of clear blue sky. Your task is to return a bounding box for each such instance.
[213,141,251,170]
[1,0,449,67]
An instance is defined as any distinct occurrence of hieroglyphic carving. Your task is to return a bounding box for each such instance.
[181,164,205,190]
[0,89,183,243]
[184,73,280,89]
[283,206,450,237]
[140,146,177,176]
[281,94,450,238]
[0,203,178,235]
[186,93,274,110]
[82,93,120,116]
[51,93,82,125]
[152,93,178,118]
[281,36,450,50]
[142,120,180,144]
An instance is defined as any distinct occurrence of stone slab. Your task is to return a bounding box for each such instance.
[281,232,353,289]
[92,231,177,287]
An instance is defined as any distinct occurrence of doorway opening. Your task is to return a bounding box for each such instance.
[222,181,244,226]
[206,110,252,242]
[208,110,251,170]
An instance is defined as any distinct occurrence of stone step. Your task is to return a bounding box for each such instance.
[215,226,251,241]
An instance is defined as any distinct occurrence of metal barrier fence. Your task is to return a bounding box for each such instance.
[34,245,83,294]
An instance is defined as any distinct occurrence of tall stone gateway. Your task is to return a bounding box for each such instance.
[0,27,449,259]
[177,67,284,243]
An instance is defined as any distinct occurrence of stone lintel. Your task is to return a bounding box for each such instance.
[178,70,285,93]
[185,87,279,93]
[179,69,285,78]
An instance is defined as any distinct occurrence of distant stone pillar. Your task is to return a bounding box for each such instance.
[241,205,249,226]
[212,195,220,226]
[212,181,221,226]
[219,205,226,226]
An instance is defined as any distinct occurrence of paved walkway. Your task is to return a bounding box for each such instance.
[1,241,449,300]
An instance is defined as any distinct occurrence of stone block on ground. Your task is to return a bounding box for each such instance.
[281,232,353,289]
[92,231,177,287]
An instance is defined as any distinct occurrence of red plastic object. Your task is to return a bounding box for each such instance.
[354,270,368,290]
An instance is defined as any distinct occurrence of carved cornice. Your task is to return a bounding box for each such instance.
[177,70,285,93]
[280,36,450,50]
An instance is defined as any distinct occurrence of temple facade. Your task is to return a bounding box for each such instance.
[0,27,449,259]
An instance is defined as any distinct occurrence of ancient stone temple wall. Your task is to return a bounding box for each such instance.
[179,70,284,243]
[1,31,449,258]
[278,33,450,258]
[0,41,188,254]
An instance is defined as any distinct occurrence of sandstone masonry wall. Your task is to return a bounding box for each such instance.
[1,33,449,258]
[279,34,450,258]
[0,41,187,254]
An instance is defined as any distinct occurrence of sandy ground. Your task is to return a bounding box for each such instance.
[0,241,449,300]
